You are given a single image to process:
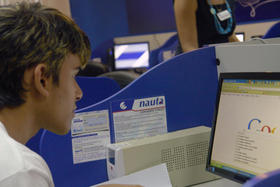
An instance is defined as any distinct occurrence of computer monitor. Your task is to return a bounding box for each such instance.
[113,42,149,70]
[235,32,245,42]
[207,72,280,183]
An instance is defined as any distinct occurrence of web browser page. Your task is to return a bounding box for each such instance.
[211,79,280,177]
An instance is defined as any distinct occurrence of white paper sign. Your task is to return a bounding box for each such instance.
[71,110,110,164]
[111,96,168,142]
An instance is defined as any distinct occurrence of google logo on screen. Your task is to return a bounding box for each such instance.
[248,118,276,134]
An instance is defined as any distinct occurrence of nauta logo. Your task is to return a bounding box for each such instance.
[248,118,276,134]
[139,97,164,108]
[120,102,127,110]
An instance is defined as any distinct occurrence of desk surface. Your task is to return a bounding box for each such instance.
[192,178,242,187]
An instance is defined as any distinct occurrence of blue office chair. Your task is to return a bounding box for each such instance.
[38,76,121,187]
[98,70,140,89]
[262,21,280,39]
[243,169,280,187]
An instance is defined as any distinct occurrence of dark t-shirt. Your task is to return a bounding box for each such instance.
[196,0,236,47]
[173,0,236,50]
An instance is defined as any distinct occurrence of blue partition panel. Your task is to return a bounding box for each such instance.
[76,76,120,109]
[77,46,219,143]
[25,128,44,154]
[262,22,280,39]
[40,131,108,187]
[40,47,218,186]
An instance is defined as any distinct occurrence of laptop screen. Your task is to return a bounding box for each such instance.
[207,72,280,183]
[114,42,149,70]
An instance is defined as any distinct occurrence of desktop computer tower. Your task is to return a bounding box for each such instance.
[106,126,219,187]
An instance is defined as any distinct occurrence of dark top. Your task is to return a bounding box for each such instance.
[196,0,236,47]
[173,0,236,53]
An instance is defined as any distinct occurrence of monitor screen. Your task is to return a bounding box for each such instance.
[113,42,149,70]
[207,72,280,183]
[235,32,245,42]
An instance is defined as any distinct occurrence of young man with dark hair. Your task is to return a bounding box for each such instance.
[0,2,91,186]
[0,2,143,186]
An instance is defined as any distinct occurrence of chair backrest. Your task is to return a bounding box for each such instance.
[262,22,280,39]
[77,61,108,77]
[243,169,280,187]
[97,71,140,89]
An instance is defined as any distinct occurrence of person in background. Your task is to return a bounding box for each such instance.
[173,0,239,54]
[0,2,141,187]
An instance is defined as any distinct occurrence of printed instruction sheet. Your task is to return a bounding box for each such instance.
[111,96,167,142]
[71,110,110,164]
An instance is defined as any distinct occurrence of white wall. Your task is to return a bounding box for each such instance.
[235,21,278,41]
[41,0,71,17]
[0,0,71,17]
[114,32,176,51]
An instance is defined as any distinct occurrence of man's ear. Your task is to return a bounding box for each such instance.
[33,64,52,97]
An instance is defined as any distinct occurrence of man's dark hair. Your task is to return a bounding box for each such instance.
[0,2,91,109]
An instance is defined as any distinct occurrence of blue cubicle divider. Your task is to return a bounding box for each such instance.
[75,76,120,109]
[78,46,219,142]
[38,46,218,187]
[39,77,121,187]
[262,21,280,39]
[26,128,44,154]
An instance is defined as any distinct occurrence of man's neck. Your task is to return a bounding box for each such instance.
[0,106,39,145]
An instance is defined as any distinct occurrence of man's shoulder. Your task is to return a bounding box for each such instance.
[0,132,50,181]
